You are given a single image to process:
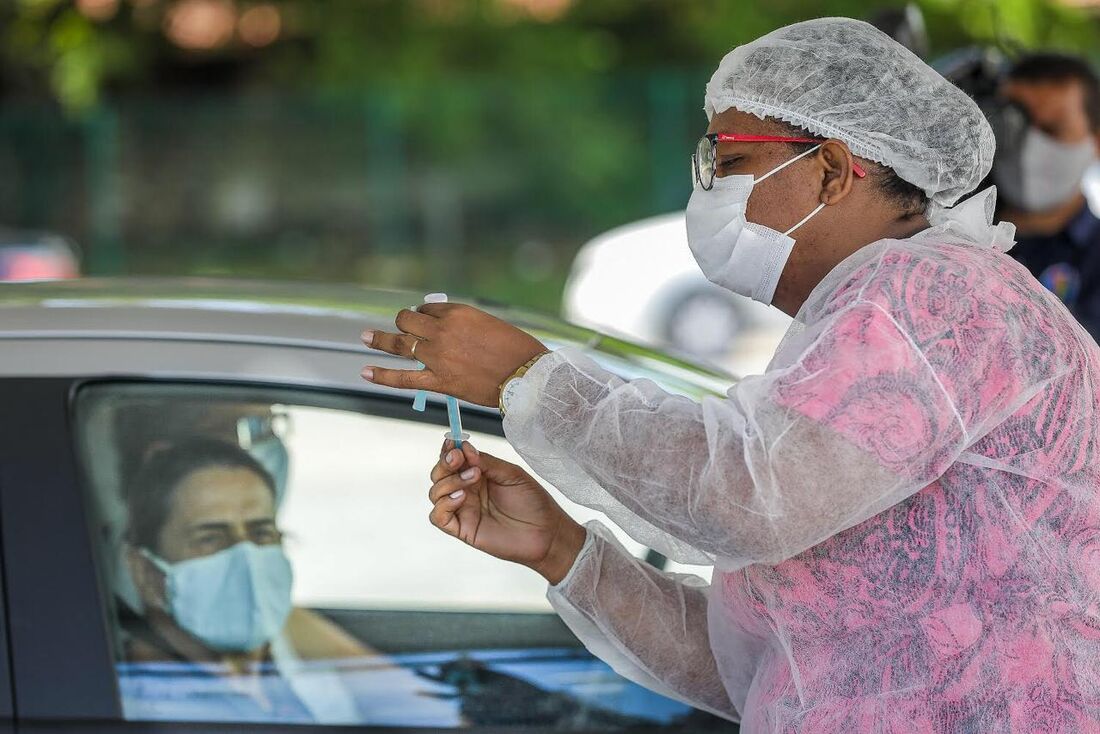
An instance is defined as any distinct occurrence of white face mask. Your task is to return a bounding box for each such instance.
[685,145,825,305]
[143,541,293,653]
[994,127,1098,213]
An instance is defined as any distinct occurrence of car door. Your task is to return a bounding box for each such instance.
[0,386,19,734]
[0,375,732,733]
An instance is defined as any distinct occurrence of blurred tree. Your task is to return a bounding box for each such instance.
[3,0,1096,113]
[1,0,1096,298]
[1,0,153,108]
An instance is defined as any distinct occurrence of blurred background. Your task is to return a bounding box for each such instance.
[1,0,1099,371]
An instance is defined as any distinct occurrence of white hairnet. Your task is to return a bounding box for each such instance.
[705,17,994,207]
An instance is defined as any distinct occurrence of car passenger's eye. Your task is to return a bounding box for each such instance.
[193,534,229,553]
[251,527,280,545]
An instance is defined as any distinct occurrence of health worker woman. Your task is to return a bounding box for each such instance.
[362,18,1100,732]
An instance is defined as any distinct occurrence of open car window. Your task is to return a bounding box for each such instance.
[73,383,723,730]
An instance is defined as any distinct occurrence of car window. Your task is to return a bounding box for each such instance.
[74,383,723,730]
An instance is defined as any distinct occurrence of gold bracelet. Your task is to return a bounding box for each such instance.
[498,351,549,416]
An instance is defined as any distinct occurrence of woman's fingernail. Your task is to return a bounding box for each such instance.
[446,451,457,466]
[361,330,374,346]
[361,367,374,381]
[449,490,465,500]
[460,468,476,481]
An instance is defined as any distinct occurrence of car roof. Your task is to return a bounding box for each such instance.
[0,278,734,399]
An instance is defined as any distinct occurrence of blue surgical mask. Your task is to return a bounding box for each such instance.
[143,542,293,653]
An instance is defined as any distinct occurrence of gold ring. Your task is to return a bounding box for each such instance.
[410,338,421,360]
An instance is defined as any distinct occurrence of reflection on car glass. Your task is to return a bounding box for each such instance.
[76,386,727,729]
[119,647,726,728]
[118,437,421,723]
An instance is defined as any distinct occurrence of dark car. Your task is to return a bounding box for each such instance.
[0,278,737,734]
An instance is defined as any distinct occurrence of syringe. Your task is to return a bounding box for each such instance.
[412,292,464,448]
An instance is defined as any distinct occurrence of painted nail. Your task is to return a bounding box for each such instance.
[460,468,476,481]
[449,490,465,500]
[361,330,374,345]
[361,367,374,381]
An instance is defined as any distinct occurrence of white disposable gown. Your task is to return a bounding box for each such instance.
[503,191,1100,731]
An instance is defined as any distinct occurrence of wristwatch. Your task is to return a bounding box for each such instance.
[499,352,549,416]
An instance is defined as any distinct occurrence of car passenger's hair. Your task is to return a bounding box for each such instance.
[772,119,930,217]
[113,401,243,496]
[126,438,276,551]
[1006,52,1100,132]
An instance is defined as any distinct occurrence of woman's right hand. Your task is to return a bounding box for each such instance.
[428,441,586,585]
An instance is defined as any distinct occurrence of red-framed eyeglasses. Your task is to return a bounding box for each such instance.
[693,133,868,191]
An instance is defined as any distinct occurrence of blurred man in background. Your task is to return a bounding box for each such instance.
[994,53,1100,338]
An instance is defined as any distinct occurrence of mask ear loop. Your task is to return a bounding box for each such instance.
[783,202,826,236]
[139,547,171,572]
[754,144,822,185]
[752,143,828,236]
[138,547,174,613]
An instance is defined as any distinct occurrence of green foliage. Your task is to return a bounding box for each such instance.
[1,0,1097,305]
[924,0,1095,50]
[4,1,1097,114]
[2,0,151,110]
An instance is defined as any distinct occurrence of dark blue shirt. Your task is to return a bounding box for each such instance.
[1009,203,1100,341]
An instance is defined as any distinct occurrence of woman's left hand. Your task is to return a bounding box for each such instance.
[360,303,547,407]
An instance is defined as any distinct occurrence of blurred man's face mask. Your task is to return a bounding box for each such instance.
[143,541,293,653]
[995,126,1098,213]
[686,145,825,305]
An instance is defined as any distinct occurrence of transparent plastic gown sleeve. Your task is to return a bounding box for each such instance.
[546,521,739,721]
[506,230,1081,724]
[504,306,1028,570]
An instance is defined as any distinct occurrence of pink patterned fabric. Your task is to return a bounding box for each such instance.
[520,222,1099,731]
[716,241,1100,732]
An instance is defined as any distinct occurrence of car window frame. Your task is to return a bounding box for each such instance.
[1,375,517,731]
[0,377,118,723]
[4,374,709,733]
[0,380,18,734]
[0,375,636,733]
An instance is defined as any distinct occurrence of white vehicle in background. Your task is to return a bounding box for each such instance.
[563,212,791,377]
[1086,163,1100,214]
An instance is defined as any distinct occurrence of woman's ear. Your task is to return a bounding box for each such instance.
[126,544,168,611]
[817,139,856,205]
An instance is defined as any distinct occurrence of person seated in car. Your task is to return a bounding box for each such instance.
[121,438,371,722]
